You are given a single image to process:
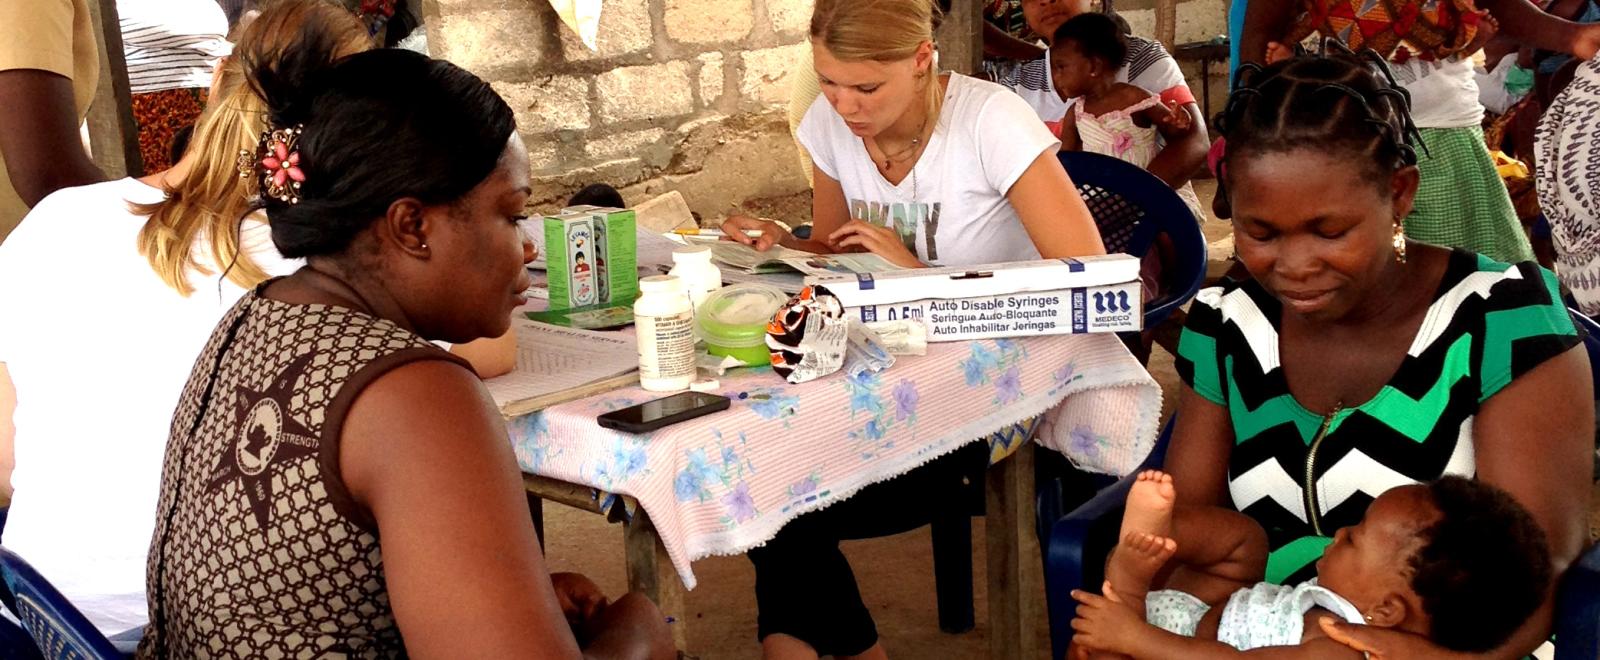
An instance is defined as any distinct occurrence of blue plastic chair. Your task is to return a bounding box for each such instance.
[1559,540,1600,660]
[1563,310,1600,660]
[1038,308,1600,660]
[0,614,44,660]
[0,547,130,660]
[1039,416,1174,659]
[1572,309,1600,394]
[1056,150,1208,328]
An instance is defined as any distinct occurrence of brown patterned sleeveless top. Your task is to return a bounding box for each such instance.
[138,287,468,658]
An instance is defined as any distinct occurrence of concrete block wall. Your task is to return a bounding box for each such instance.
[1117,0,1231,121]
[420,0,817,214]
[421,0,1229,216]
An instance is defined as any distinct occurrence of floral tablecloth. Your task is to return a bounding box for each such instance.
[506,332,1162,588]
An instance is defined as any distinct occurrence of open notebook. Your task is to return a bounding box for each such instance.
[483,318,639,417]
[705,241,904,277]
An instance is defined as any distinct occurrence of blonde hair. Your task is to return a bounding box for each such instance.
[810,0,945,128]
[135,0,372,296]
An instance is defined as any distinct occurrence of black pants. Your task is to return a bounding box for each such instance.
[746,442,988,656]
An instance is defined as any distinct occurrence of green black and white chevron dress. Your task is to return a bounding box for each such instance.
[1175,249,1580,586]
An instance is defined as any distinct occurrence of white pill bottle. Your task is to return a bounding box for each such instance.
[668,245,721,310]
[634,275,696,392]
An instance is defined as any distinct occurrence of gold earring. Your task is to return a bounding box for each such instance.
[1364,613,1374,622]
[1392,218,1407,263]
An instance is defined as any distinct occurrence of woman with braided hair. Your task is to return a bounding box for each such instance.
[1159,46,1591,659]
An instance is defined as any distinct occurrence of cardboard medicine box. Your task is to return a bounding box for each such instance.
[806,255,1144,341]
[544,207,638,310]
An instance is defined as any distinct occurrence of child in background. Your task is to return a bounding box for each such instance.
[1050,12,1202,322]
[1069,472,1553,658]
[1051,12,1205,221]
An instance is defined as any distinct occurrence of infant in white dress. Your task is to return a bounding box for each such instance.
[1068,473,1553,658]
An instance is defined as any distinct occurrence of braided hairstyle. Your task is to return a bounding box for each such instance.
[1214,41,1426,204]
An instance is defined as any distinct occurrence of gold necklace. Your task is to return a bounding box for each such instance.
[873,113,929,170]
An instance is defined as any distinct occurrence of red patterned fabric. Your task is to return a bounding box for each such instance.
[1284,0,1490,61]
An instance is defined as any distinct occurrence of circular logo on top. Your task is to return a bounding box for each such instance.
[236,399,284,476]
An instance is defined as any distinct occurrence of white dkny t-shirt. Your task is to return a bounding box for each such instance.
[798,73,1062,267]
[0,178,297,635]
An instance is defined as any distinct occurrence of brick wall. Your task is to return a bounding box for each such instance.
[420,0,817,215]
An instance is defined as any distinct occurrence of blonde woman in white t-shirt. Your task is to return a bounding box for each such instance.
[724,2,1105,659]
[0,0,512,638]
[724,0,1103,271]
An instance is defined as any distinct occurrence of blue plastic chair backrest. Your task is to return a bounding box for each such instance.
[1558,543,1600,660]
[0,547,123,660]
[0,613,45,660]
[1055,151,1208,327]
[1569,309,1600,393]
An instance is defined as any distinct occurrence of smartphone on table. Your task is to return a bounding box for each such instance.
[596,391,731,434]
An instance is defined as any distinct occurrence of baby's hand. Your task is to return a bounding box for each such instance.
[1154,100,1192,133]
[1070,587,1149,655]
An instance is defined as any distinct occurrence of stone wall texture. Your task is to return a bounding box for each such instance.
[422,0,1226,216]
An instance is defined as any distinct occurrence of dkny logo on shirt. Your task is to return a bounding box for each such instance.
[848,199,942,261]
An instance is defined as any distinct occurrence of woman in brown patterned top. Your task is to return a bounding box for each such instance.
[139,46,674,658]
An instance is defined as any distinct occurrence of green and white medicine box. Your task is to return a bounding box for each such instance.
[544,208,638,310]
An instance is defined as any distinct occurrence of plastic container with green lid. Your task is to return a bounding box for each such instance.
[696,283,789,365]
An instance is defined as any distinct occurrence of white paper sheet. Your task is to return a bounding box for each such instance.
[484,319,638,414]
[636,228,688,271]
[705,241,903,276]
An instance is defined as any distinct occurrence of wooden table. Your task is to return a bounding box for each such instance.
[522,474,690,650]
[522,441,1044,660]
[503,320,1162,660]
[1173,40,1231,122]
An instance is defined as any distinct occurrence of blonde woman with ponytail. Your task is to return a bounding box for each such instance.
[725,0,1102,270]
[0,0,376,638]
[729,1,1103,658]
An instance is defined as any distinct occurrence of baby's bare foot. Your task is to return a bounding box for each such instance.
[1121,470,1176,541]
[1265,41,1295,65]
[1105,531,1177,615]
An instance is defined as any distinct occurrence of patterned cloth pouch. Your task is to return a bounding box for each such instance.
[766,285,849,384]
[1536,56,1600,315]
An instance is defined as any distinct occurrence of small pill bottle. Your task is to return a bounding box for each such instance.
[668,245,721,310]
[634,275,696,392]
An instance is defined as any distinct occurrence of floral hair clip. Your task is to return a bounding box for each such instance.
[246,125,307,204]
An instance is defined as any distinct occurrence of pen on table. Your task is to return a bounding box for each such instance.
[672,228,763,238]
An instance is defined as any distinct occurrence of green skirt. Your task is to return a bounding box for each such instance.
[1406,126,1535,263]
